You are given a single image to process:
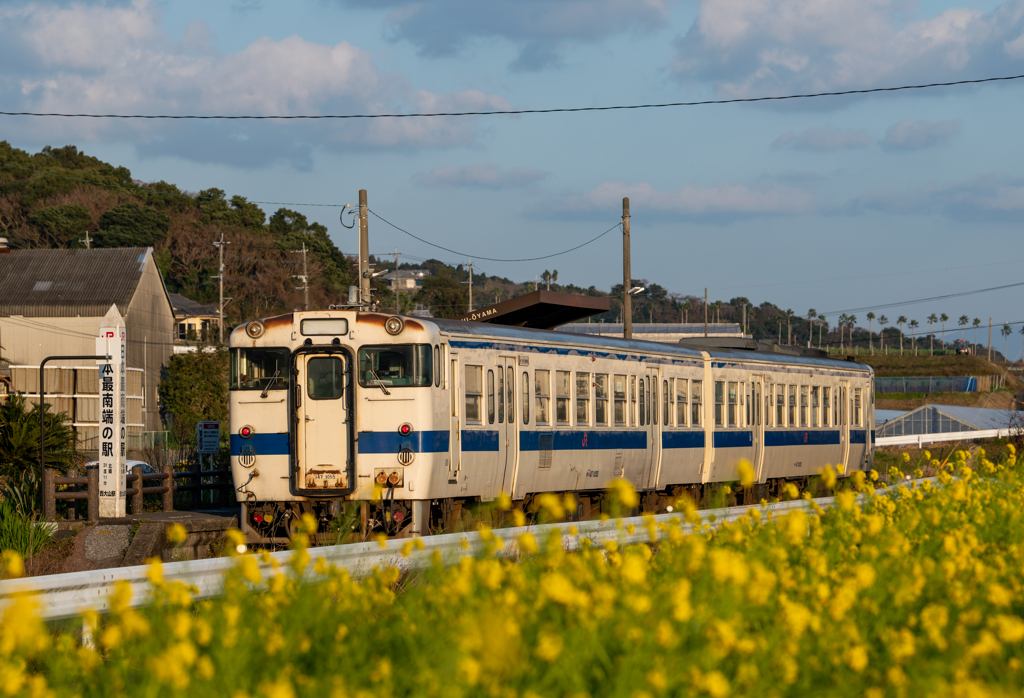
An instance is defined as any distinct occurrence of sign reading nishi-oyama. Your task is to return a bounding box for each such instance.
[96,304,127,518]
[197,421,221,453]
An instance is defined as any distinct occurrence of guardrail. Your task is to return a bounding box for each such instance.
[875,428,1010,448]
[1,481,932,623]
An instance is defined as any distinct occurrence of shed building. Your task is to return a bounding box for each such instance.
[0,246,174,433]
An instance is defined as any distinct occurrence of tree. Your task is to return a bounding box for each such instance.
[807,309,817,348]
[159,348,229,447]
[29,205,92,248]
[940,313,949,347]
[927,314,938,354]
[415,269,468,319]
[878,315,888,352]
[818,315,827,350]
[909,319,920,355]
[1002,324,1013,363]
[551,269,558,290]
[958,315,969,339]
[847,315,857,351]
[867,312,876,353]
[973,318,982,350]
[838,313,849,350]
[786,309,794,345]
[541,270,551,290]
[897,316,908,355]
[0,393,82,485]
[94,203,170,248]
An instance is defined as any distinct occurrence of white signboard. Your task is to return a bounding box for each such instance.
[96,305,127,518]
[197,421,221,453]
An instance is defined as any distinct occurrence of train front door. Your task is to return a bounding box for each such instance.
[295,353,350,493]
[498,358,519,497]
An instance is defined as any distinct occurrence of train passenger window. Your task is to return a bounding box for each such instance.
[465,366,483,424]
[358,345,432,388]
[306,356,345,400]
[496,369,505,424]
[535,370,550,425]
[650,379,656,426]
[745,384,751,426]
[630,377,637,426]
[714,381,724,427]
[675,379,687,427]
[776,385,786,426]
[230,347,289,391]
[811,387,820,427]
[639,378,646,426]
[854,388,862,426]
[434,346,440,387]
[691,380,702,426]
[555,371,571,425]
[800,386,808,427]
[788,386,797,426]
[487,370,495,425]
[613,375,627,426]
[576,372,591,426]
[727,382,737,427]
[822,387,831,425]
[595,375,609,426]
[507,367,514,424]
[662,380,669,427]
[522,372,530,424]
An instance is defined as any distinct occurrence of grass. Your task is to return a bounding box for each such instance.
[857,353,1011,378]
[0,498,52,558]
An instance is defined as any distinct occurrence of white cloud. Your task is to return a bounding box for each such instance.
[773,128,870,151]
[542,180,817,221]
[0,0,510,165]
[879,119,960,151]
[415,163,548,189]
[852,175,1024,219]
[672,0,1024,98]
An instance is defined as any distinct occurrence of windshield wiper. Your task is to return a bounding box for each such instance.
[260,368,281,398]
[368,369,391,395]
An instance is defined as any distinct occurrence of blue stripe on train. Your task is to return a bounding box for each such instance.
[714,431,753,448]
[764,430,842,447]
[520,430,646,451]
[358,430,449,454]
[462,431,500,452]
[663,431,705,449]
[230,433,289,456]
[851,430,868,444]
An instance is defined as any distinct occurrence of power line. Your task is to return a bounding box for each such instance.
[369,209,620,262]
[2,74,1023,120]
[821,281,1024,316]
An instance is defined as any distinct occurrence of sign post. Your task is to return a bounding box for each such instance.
[96,305,127,518]
[197,421,220,506]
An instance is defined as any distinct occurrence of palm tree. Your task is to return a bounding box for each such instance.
[847,315,857,351]
[958,315,969,339]
[807,308,817,348]
[786,309,794,345]
[551,269,559,291]
[909,319,920,355]
[818,315,827,350]
[927,313,938,354]
[897,316,907,355]
[866,312,876,353]
[1002,324,1012,363]
[541,270,551,290]
[879,315,888,352]
[973,318,982,352]
[940,313,949,347]
[838,313,848,350]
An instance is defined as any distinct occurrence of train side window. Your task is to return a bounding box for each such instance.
[649,379,655,426]
[727,382,737,427]
[576,372,591,426]
[613,375,627,426]
[776,384,786,426]
[465,366,483,424]
[822,387,831,425]
[745,384,751,426]
[595,374,609,426]
[631,377,638,426]
[487,370,495,425]
[522,371,530,424]
[434,345,440,387]
[507,367,514,424]
[555,371,571,425]
[662,380,669,427]
[714,381,724,427]
[638,378,646,426]
[675,378,687,427]
[854,388,862,427]
[788,385,797,426]
[800,386,808,427]
[451,360,458,417]
[691,380,702,426]
[535,370,550,425]
[496,368,505,424]
[811,387,820,427]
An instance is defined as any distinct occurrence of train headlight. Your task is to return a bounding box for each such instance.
[384,316,404,335]
[239,425,255,439]
[245,320,265,339]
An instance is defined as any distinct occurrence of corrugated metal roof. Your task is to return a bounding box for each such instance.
[0,248,152,317]
[928,405,1015,431]
[875,409,907,425]
[168,293,218,319]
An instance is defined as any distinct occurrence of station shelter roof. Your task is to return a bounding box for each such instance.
[455,290,610,330]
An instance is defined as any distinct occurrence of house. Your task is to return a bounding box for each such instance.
[380,268,430,291]
[0,242,174,434]
[169,293,219,344]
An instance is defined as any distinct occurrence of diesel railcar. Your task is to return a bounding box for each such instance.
[229,310,874,540]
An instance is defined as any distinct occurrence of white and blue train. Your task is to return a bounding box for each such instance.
[229,310,874,539]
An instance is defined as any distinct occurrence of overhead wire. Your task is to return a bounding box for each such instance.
[2,74,1022,120]
[821,281,1024,317]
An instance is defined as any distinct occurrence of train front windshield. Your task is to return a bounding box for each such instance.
[358,344,432,388]
[231,347,290,391]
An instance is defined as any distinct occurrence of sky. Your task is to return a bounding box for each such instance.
[2,0,1024,358]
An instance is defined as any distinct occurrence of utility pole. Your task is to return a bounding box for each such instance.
[393,247,401,314]
[358,190,370,307]
[462,260,474,313]
[291,242,309,311]
[212,230,231,343]
[704,288,708,338]
[989,317,993,362]
[79,230,91,249]
[622,197,632,340]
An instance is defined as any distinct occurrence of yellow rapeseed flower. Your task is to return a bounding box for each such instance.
[607,478,639,508]
[166,523,187,545]
[534,629,563,662]
[1,551,24,578]
[737,459,755,487]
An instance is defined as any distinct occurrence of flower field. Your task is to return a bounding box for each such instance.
[3,446,1024,697]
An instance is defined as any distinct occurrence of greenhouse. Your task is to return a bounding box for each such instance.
[876,404,1015,438]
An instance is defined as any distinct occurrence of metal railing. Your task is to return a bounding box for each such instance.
[0,482,932,623]
[875,428,1010,448]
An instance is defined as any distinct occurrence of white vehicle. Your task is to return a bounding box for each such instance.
[230,311,874,540]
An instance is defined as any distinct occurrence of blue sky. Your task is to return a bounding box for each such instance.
[2,0,1024,358]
